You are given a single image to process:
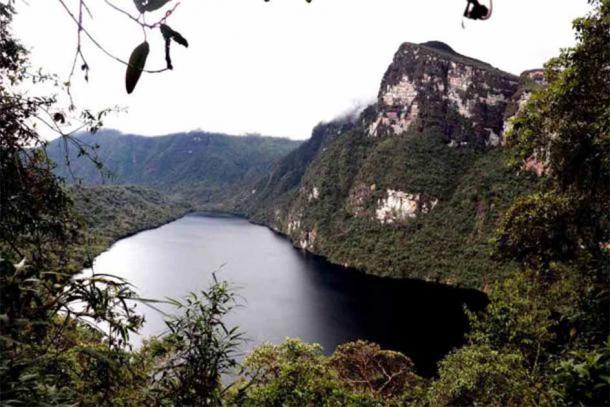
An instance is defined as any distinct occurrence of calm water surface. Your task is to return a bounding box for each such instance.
[92,213,486,375]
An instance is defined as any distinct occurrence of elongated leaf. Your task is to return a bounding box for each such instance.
[160,24,188,70]
[133,0,172,13]
[144,0,172,12]
[160,24,188,47]
[125,41,149,94]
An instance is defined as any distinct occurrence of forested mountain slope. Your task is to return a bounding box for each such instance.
[244,41,545,288]
[46,41,547,288]
[47,130,301,209]
[70,185,191,257]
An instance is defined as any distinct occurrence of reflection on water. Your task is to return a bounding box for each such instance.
[91,213,486,375]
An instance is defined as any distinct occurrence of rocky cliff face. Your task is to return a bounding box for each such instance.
[245,41,541,288]
[502,69,545,139]
[369,41,520,147]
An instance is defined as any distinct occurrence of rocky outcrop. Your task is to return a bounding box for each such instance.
[502,69,545,139]
[307,187,320,201]
[375,189,438,224]
[369,41,520,147]
[284,211,318,251]
[245,41,541,288]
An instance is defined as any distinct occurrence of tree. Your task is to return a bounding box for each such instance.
[234,339,349,406]
[1,3,150,403]
[466,0,610,404]
[329,340,425,404]
[148,275,244,406]
[500,0,609,347]
[427,344,539,406]
[232,339,428,406]
[501,0,610,270]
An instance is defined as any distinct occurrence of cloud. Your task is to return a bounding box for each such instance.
[13,0,590,140]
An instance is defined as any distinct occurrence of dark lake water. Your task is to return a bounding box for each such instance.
[91,213,486,375]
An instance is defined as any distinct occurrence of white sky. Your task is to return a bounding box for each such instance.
[13,0,591,140]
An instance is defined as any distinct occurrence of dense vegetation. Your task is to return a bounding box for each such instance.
[244,118,356,214]
[1,0,608,405]
[247,118,538,287]
[239,39,544,287]
[71,185,191,257]
[47,130,301,210]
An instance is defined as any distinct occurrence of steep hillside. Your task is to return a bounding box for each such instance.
[47,130,301,209]
[46,41,544,288]
[246,42,542,288]
[369,41,519,145]
[71,185,191,256]
[242,118,357,215]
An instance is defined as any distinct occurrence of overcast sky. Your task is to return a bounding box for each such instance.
[13,0,591,140]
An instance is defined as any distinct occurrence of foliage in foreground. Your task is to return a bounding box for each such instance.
[149,277,243,406]
[226,339,425,406]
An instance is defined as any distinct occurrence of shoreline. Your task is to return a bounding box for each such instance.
[98,210,487,299]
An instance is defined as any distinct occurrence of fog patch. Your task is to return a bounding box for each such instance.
[323,97,376,125]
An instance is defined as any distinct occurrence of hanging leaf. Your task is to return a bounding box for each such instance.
[160,24,189,48]
[160,24,189,70]
[125,41,149,94]
[163,38,173,70]
[133,0,173,13]
[133,0,146,13]
[145,0,173,12]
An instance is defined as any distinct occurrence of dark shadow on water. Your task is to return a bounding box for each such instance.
[294,252,488,376]
[96,213,488,378]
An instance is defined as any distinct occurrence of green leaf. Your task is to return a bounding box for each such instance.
[19,372,39,382]
[125,41,149,94]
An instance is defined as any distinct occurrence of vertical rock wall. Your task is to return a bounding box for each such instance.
[369,42,520,147]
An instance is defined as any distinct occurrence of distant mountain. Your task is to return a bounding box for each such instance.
[47,130,301,208]
[50,40,546,289]
[243,42,544,288]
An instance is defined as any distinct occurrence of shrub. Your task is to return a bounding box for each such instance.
[427,344,540,406]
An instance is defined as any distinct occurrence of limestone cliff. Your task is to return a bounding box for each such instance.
[502,69,545,139]
[369,41,520,147]
[245,41,541,288]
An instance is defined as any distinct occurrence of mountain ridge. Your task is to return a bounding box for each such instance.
[50,41,544,289]
[418,40,496,70]
[47,129,301,209]
[242,41,542,288]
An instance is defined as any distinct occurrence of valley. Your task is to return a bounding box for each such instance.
[48,130,301,210]
[53,41,544,289]
[5,0,608,403]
